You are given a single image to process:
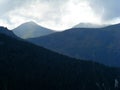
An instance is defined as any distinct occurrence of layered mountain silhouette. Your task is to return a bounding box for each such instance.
[0,26,120,90]
[28,23,120,67]
[13,21,55,39]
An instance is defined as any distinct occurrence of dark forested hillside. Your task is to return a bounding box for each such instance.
[0,27,120,90]
[0,26,17,38]
[27,23,120,67]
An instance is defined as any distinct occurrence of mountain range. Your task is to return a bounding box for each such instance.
[0,26,120,90]
[13,21,55,39]
[27,23,120,67]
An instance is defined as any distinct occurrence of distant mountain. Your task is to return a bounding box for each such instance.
[13,21,55,39]
[0,26,16,38]
[28,23,120,67]
[0,27,120,90]
[74,23,106,28]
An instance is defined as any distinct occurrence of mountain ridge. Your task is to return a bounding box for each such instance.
[13,21,55,39]
[27,23,120,67]
[73,23,106,28]
[0,26,17,38]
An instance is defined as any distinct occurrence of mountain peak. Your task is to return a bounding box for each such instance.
[27,21,36,24]
[19,21,39,27]
[73,23,105,28]
[13,21,55,39]
[24,21,38,25]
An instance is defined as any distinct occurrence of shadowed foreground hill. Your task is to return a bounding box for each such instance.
[0,26,17,38]
[0,27,120,90]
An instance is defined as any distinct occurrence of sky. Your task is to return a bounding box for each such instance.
[0,0,120,31]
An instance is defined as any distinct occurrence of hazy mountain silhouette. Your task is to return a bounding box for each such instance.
[28,23,120,67]
[13,21,55,39]
[0,26,120,90]
[74,23,106,28]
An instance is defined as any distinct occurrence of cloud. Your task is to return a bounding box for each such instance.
[0,0,29,14]
[60,0,101,26]
[0,0,71,30]
[0,0,120,30]
[89,0,120,22]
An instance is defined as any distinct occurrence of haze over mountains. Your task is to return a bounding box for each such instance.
[0,26,120,90]
[73,23,106,28]
[13,21,55,39]
[27,23,120,67]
